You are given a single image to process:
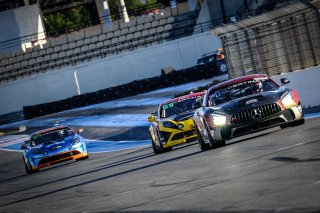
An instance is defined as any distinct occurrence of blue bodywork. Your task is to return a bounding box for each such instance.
[22,126,88,173]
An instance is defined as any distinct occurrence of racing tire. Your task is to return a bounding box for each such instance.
[156,131,173,153]
[196,125,211,151]
[204,122,215,149]
[204,123,226,148]
[24,158,39,174]
[150,133,162,154]
[152,140,162,154]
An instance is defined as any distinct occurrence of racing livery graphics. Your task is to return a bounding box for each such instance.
[21,126,89,174]
[193,74,305,151]
[148,92,205,154]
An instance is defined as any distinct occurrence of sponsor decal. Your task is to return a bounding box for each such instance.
[46,141,65,148]
[220,64,227,72]
[246,99,258,105]
[52,145,62,150]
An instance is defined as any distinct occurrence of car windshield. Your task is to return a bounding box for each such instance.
[160,95,202,118]
[207,77,278,106]
[31,128,74,146]
[197,55,214,64]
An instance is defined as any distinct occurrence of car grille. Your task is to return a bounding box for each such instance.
[231,103,282,125]
[160,131,171,142]
[171,129,197,141]
[233,117,285,138]
[38,151,81,165]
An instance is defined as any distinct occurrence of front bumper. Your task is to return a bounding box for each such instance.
[209,105,303,141]
[29,144,88,170]
[160,129,198,148]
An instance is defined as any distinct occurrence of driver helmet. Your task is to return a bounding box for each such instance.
[253,81,263,93]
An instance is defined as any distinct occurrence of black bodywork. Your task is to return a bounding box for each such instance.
[193,74,304,151]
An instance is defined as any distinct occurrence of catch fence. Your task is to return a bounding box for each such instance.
[212,0,320,78]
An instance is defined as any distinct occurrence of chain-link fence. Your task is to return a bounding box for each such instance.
[212,0,320,78]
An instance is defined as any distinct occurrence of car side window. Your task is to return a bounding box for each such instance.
[262,80,278,91]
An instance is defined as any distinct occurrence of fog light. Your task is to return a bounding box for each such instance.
[178,124,184,129]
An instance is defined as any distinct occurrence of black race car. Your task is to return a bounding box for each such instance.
[195,48,228,76]
[193,74,305,151]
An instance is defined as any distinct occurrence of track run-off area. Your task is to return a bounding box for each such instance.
[0,79,214,153]
[0,78,320,212]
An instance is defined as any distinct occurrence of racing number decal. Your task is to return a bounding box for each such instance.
[163,103,174,110]
[32,134,42,140]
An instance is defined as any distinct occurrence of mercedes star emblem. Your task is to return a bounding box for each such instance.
[251,108,262,120]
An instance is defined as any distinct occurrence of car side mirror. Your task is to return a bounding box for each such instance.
[77,129,84,134]
[148,115,157,122]
[280,78,290,85]
[21,144,27,149]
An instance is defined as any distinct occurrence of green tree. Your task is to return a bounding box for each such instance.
[42,0,158,36]
[44,5,97,35]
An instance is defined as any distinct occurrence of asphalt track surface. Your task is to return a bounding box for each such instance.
[0,117,320,212]
[1,78,320,212]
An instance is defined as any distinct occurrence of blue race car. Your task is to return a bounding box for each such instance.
[21,125,89,174]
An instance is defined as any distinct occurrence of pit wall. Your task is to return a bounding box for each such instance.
[21,65,320,119]
[0,32,221,115]
[271,66,320,109]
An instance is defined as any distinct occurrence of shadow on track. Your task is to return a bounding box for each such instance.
[0,161,76,184]
[225,128,281,147]
[270,156,320,163]
[0,150,202,207]
[0,151,154,198]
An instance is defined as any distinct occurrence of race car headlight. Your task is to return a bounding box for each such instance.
[31,148,42,154]
[162,121,175,128]
[177,123,184,130]
[281,91,299,108]
[73,137,80,144]
[212,114,227,126]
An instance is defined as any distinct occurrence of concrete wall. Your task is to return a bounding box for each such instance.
[195,0,212,25]
[0,9,20,54]
[0,4,46,54]
[206,0,244,24]
[206,0,266,24]
[272,66,320,109]
[0,32,221,115]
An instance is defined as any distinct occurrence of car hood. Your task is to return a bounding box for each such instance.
[211,88,287,115]
[32,136,76,153]
[164,111,195,122]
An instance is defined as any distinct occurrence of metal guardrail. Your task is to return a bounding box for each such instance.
[212,0,320,78]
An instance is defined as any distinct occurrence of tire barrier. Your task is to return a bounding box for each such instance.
[23,67,216,119]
